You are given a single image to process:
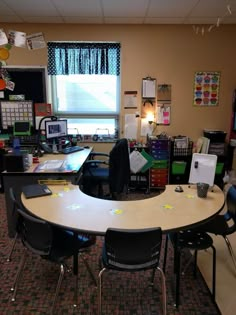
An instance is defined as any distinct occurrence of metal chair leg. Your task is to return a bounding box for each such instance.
[51,264,65,315]
[73,269,78,308]
[157,267,167,315]
[224,236,236,274]
[98,268,106,315]
[162,235,168,273]
[11,249,27,302]
[211,245,216,300]
[80,254,97,287]
[7,232,18,262]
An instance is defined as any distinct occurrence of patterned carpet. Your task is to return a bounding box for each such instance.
[0,190,221,315]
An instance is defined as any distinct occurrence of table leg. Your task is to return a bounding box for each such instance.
[73,232,78,308]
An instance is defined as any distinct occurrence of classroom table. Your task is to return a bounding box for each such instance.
[3,147,93,237]
[21,183,225,307]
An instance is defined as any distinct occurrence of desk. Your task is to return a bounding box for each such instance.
[21,183,225,307]
[21,184,225,235]
[3,147,92,237]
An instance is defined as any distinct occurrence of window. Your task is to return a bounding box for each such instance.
[47,42,120,136]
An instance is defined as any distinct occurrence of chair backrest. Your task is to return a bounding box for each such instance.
[109,138,130,195]
[104,227,162,270]
[17,207,52,256]
[225,185,236,234]
[9,187,22,216]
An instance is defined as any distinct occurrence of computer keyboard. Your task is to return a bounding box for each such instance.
[61,146,84,154]
[8,135,38,146]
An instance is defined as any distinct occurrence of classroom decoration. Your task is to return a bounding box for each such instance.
[193,71,220,106]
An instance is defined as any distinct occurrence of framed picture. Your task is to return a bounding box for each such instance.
[193,71,220,106]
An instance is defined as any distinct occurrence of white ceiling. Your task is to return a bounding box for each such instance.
[0,0,236,25]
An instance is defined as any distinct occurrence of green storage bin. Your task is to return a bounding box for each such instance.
[215,163,224,175]
[172,161,187,174]
[152,160,168,169]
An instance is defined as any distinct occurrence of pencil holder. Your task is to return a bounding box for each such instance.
[197,182,209,198]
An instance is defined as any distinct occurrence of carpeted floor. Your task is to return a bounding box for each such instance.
[0,190,221,315]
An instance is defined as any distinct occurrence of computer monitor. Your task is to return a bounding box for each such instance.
[13,121,31,136]
[45,120,67,140]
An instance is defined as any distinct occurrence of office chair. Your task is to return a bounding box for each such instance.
[163,229,216,307]
[11,207,96,314]
[98,227,166,315]
[82,138,130,200]
[199,184,236,274]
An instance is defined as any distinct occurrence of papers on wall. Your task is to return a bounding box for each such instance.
[0,29,8,45]
[124,114,138,139]
[8,30,26,48]
[156,105,171,125]
[124,91,138,108]
[129,150,148,174]
[142,78,156,98]
[26,32,46,50]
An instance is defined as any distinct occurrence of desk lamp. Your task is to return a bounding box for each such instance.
[36,115,57,157]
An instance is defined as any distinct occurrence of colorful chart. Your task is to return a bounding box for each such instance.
[193,71,220,106]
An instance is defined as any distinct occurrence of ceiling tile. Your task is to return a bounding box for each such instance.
[102,0,149,16]
[52,0,103,16]
[147,0,199,17]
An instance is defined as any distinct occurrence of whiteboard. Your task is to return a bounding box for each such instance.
[189,153,217,187]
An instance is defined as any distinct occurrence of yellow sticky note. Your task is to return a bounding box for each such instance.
[186,194,194,199]
[163,204,173,209]
[110,209,123,215]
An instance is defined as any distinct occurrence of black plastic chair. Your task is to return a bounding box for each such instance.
[6,187,23,262]
[199,184,236,273]
[82,138,130,200]
[98,227,166,315]
[11,207,96,314]
[163,229,216,308]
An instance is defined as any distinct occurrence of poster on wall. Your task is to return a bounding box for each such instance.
[193,71,220,106]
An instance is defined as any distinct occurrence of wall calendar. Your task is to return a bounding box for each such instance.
[0,100,33,129]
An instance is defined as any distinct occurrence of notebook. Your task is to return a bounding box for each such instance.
[22,184,52,199]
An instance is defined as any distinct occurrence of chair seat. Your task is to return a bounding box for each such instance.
[83,168,109,181]
[176,229,214,250]
[48,229,96,262]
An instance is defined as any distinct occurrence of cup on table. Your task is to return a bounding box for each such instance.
[197,182,209,198]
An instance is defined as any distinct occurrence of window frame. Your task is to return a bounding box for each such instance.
[47,41,121,137]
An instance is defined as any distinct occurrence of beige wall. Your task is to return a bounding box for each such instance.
[2,23,236,143]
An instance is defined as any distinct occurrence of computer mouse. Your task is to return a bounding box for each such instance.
[175,185,184,193]
[84,146,90,149]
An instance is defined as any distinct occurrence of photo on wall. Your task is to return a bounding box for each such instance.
[193,71,220,106]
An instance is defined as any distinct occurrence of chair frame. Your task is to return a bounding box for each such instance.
[98,227,166,315]
[163,230,216,308]
[7,187,22,262]
[11,207,96,314]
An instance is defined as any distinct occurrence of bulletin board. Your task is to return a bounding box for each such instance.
[0,100,34,130]
[193,71,220,106]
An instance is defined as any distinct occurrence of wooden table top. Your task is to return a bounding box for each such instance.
[21,184,225,235]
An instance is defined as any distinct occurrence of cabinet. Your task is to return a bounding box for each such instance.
[169,139,193,184]
[147,136,170,189]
